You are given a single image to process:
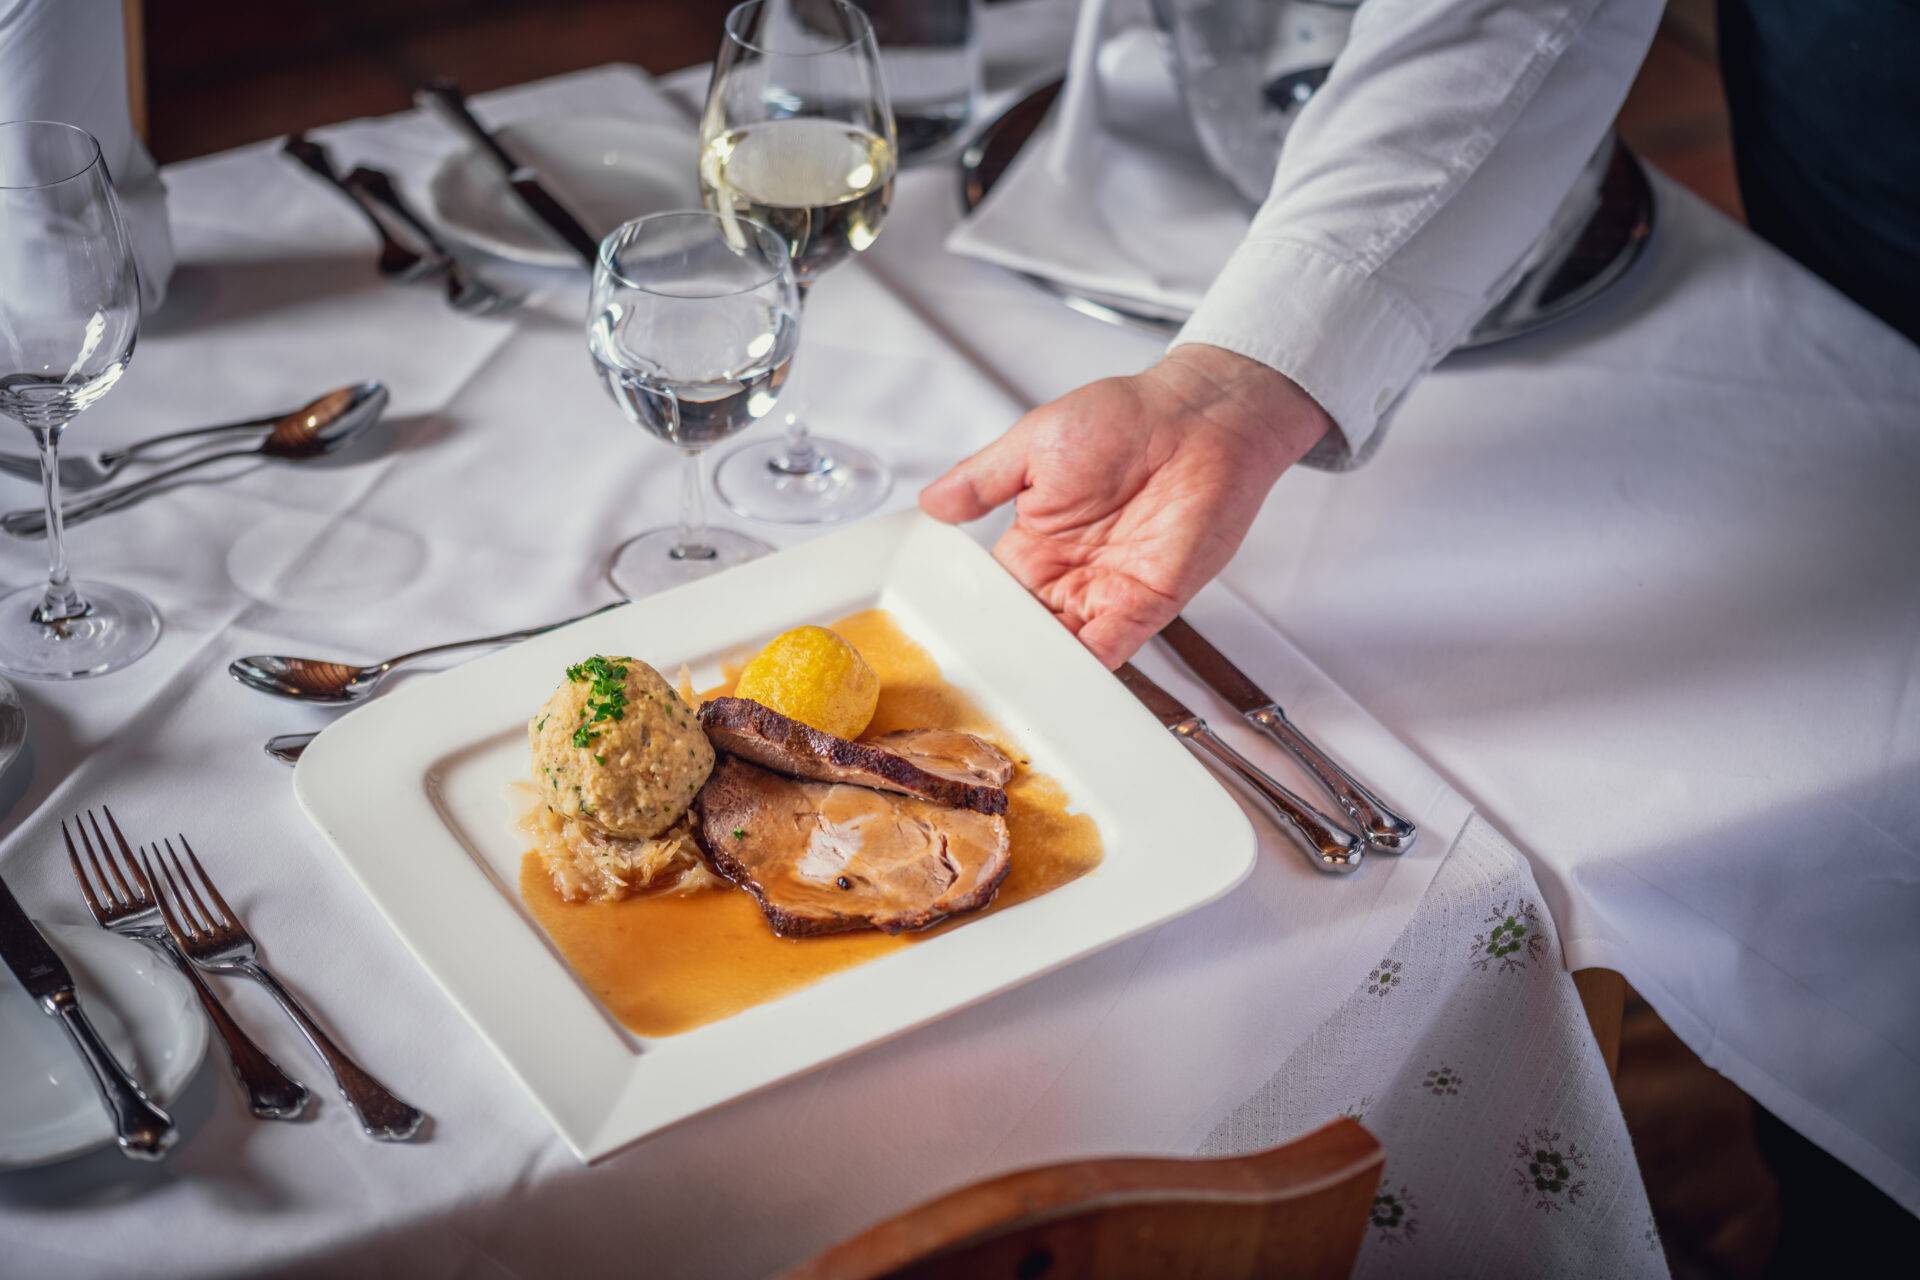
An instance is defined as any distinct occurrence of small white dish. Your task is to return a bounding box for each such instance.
[426,115,701,267]
[0,923,207,1170]
[294,511,1257,1162]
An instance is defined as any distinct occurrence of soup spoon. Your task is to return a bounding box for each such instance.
[0,382,389,539]
[230,601,624,706]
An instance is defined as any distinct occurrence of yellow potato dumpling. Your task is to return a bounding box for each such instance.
[733,625,879,739]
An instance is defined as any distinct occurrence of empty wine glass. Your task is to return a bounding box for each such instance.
[589,211,800,598]
[699,0,899,525]
[0,121,160,678]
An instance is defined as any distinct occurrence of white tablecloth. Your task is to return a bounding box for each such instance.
[0,55,1663,1276]
[853,3,1920,1219]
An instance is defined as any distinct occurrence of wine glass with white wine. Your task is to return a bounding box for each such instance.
[0,121,160,678]
[699,0,899,525]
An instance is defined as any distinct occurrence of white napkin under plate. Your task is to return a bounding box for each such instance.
[946,0,1256,317]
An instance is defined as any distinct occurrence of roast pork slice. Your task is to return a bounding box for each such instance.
[698,697,1012,815]
[695,756,1013,937]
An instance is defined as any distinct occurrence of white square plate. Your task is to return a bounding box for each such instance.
[294,511,1257,1162]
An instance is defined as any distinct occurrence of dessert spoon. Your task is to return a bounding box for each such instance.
[1,382,388,539]
[231,601,624,705]
[0,387,364,490]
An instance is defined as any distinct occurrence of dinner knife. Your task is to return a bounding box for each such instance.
[1115,663,1363,874]
[415,79,601,267]
[1160,617,1418,855]
[0,875,176,1160]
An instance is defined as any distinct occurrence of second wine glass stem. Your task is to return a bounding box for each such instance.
[673,450,717,562]
[772,282,827,478]
[31,426,85,623]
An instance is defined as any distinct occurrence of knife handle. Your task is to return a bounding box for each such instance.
[414,80,601,266]
[416,80,519,176]
[45,989,177,1160]
[1249,707,1418,855]
[1175,722,1363,874]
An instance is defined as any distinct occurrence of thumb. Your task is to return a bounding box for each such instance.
[920,425,1030,524]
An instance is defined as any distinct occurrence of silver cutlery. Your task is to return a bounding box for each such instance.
[283,134,433,281]
[1116,662,1364,874]
[232,600,623,706]
[140,836,426,1142]
[344,165,519,316]
[0,872,176,1159]
[265,732,318,765]
[65,807,310,1120]
[1,381,388,539]
[1160,617,1418,855]
[416,79,601,266]
[0,391,351,490]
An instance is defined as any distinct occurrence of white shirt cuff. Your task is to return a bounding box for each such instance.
[1170,237,1435,471]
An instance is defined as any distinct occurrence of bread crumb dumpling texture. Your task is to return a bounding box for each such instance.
[529,655,714,839]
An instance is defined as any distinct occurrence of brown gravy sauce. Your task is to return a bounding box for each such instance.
[519,608,1104,1037]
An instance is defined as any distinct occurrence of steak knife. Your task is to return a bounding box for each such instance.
[1161,617,1418,855]
[416,79,601,267]
[1116,663,1363,874]
[0,875,176,1160]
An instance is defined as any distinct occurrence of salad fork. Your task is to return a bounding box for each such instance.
[140,836,426,1142]
[64,808,310,1120]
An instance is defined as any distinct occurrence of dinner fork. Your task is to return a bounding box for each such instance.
[140,837,426,1142]
[65,809,311,1120]
[344,166,520,316]
[283,134,432,281]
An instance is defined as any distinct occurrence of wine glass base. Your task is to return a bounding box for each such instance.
[608,526,774,600]
[0,581,161,680]
[712,436,891,526]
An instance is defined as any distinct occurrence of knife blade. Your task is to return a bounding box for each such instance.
[1115,663,1362,874]
[0,873,72,1001]
[1159,617,1418,855]
[0,875,177,1159]
[416,80,601,267]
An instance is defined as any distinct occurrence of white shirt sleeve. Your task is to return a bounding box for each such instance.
[0,0,175,313]
[1170,0,1663,468]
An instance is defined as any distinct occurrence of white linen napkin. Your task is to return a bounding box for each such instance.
[946,0,1253,316]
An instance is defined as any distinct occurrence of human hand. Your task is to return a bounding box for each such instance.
[920,344,1333,667]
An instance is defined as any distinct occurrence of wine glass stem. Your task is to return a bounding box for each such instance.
[672,450,716,562]
[773,281,827,478]
[30,426,85,623]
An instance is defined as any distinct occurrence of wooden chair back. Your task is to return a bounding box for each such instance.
[784,1118,1384,1280]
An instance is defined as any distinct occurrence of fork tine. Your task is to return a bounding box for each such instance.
[70,812,123,911]
[87,808,138,905]
[63,820,106,920]
[139,845,196,942]
[100,805,151,905]
[165,838,219,934]
[175,835,238,931]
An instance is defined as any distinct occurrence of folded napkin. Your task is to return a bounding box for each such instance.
[947,0,1257,318]
[948,0,1604,329]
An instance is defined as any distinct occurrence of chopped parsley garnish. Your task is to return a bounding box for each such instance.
[731,828,745,839]
[594,753,606,766]
[565,656,629,750]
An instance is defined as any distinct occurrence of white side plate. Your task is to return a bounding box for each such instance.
[0,924,207,1169]
[294,512,1257,1162]
[426,116,700,267]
